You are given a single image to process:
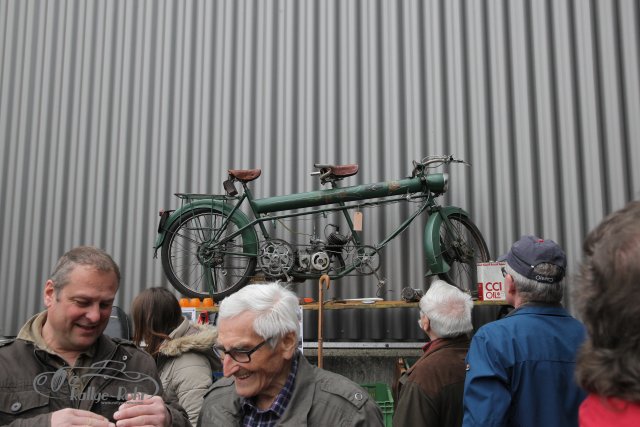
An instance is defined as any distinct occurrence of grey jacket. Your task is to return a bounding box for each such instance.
[156,318,220,426]
[197,352,384,426]
[0,312,190,427]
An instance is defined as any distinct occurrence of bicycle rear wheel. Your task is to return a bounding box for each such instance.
[438,213,490,295]
[161,207,257,300]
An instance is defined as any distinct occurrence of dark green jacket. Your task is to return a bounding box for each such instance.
[0,316,190,426]
[198,352,383,426]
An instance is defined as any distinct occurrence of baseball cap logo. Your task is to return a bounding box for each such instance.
[504,235,566,284]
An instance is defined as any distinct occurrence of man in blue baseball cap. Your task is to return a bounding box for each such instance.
[462,236,586,427]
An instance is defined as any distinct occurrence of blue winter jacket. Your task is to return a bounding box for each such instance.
[462,304,587,427]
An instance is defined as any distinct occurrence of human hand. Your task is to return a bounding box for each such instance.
[51,408,115,427]
[113,394,170,427]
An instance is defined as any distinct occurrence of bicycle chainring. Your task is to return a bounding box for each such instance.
[353,245,380,274]
[258,239,295,278]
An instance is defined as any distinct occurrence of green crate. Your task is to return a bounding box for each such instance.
[360,382,394,427]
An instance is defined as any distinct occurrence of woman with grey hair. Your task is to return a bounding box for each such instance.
[394,280,473,427]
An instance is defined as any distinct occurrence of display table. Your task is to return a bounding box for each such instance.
[195,298,509,312]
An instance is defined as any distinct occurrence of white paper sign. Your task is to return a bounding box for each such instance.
[477,262,507,301]
[181,308,197,322]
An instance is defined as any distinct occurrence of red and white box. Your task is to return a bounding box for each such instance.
[477,262,507,301]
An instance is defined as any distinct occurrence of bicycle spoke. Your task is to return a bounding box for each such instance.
[161,208,257,299]
[202,265,217,294]
[439,214,489,294]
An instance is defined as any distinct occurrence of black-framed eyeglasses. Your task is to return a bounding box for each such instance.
[501,267,508,278]
[213,340,267,363]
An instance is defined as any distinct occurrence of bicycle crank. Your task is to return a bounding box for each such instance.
[353,245,381,274]
[258,239,295,278]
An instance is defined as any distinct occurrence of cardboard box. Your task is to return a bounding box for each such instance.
[477,262,507,301]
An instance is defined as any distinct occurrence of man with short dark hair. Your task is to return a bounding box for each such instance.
[462,236,586,427]
[198,282,384,426]
[0,246,189,427]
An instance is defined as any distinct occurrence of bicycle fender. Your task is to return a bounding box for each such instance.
[423,206,471,275]
[153,200,257,256]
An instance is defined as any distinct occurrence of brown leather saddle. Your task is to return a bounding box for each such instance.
[228,168,262,183]
[314,163,359,184]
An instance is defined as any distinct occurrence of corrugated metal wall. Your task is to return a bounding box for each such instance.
[1,0,638,339]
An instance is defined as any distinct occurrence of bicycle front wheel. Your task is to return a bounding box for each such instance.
[438,214,490,295]
[161,207,257,300]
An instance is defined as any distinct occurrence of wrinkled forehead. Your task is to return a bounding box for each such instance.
[217,312,260,344]
[59,267,119,296]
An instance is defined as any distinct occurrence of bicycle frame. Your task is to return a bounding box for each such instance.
[154,171,465,278]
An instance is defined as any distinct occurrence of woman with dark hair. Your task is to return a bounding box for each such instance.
[131,287,220,426]
[575,201,640,427]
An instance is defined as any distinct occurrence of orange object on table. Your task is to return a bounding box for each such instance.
[190,298,201,308]
[202,297,215,307]
[179,298,190,307]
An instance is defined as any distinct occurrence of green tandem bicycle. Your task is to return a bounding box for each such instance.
[154,155,491,300]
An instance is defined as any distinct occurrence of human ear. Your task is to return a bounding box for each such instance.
[421,314,430,334]
[44,280,57,307]
[280,331,298,359]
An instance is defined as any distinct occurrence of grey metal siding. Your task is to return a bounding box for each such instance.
[1,0,638,339]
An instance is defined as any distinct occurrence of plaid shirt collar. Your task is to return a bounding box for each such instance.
[241,351,300,427]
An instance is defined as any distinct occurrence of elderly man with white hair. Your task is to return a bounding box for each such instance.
[393,280,473,427]
[197,282,383,426]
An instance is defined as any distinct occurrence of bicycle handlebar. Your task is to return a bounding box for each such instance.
[310,155,469,178]
[418,155,470,167]
[411,155,470,177]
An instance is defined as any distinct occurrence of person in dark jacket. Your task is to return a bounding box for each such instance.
[132,287,221,425]
[197,282,383,426]
[394,279,473,427]
[0,246,189,427]
[463,236,587,427]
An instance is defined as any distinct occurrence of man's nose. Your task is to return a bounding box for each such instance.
[85,304,101,322]
[222,355,240,377]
